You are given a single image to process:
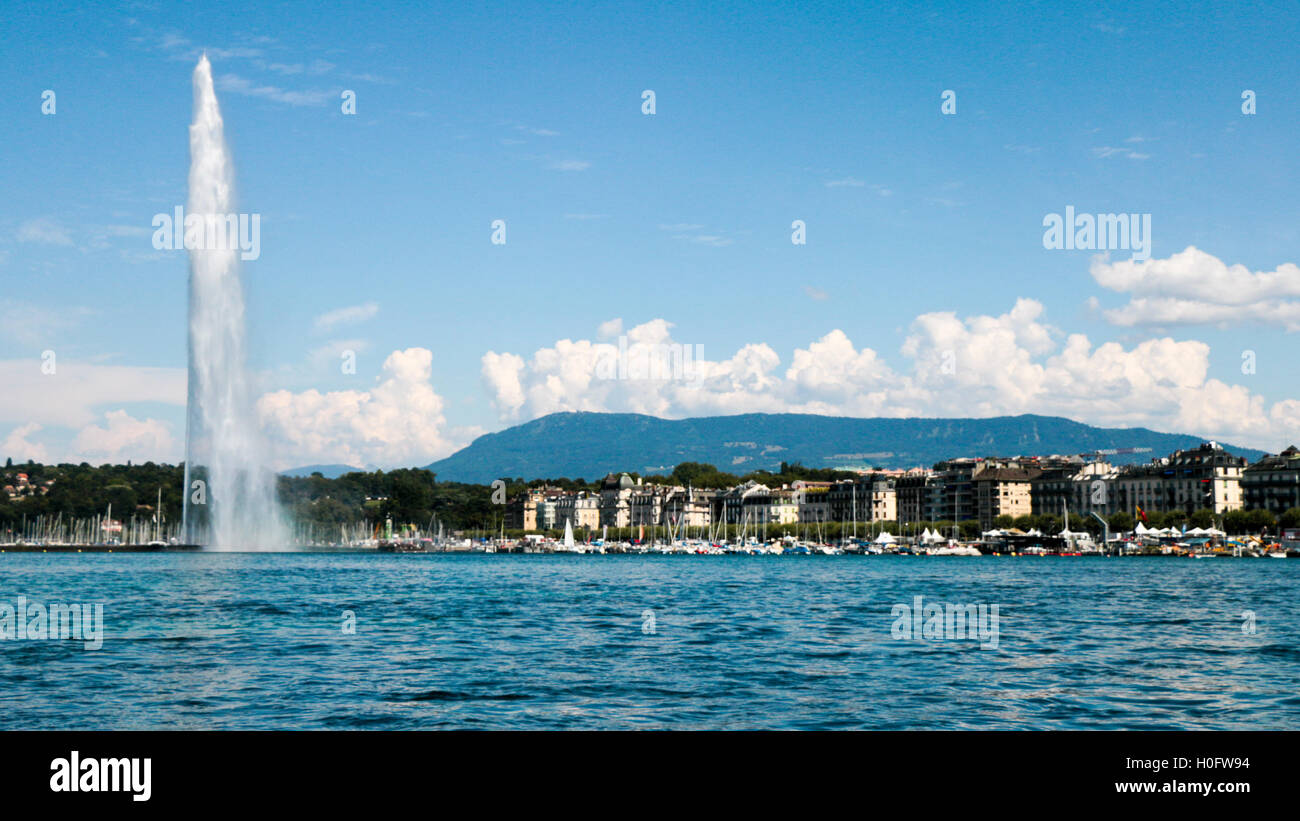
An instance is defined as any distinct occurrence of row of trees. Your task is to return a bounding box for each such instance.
[0,461,186,527]
[0,463,498,534]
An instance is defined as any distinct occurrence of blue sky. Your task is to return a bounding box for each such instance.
[2,0,1299,468]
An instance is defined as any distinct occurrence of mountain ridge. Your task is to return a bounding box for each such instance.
[422,411,1269,484]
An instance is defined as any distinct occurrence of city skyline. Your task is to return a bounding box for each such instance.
[3,1,1300,470]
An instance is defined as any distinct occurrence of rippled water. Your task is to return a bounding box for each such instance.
[1,553,1296,729]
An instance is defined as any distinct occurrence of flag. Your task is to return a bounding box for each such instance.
[1136,505,1148,523]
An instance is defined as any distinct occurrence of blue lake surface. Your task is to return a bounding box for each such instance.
[1,553,1297,729]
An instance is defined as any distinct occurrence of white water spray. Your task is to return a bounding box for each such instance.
[182,55,289,550]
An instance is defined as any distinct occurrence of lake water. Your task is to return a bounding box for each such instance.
[1,553,1296,729]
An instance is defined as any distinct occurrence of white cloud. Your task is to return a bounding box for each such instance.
[689,235,732,247]
[1092,145,1150,160]
[479,305,1300,452]
[265,59,334,76]
[824,178,892,196]
[72,410,178,464]
[257,347,464,468]
[596,318,623,340]
[306,338,370,373]
[215,73,334,107]
[659,223,703,232]
[1,423,50,464]
[0,359,185,428]
[17,218,73,246]
[1092,246,1300,331]
[0,300,92,347]
[314,301,379,332]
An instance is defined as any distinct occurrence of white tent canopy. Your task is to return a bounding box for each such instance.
[874,531,897,544]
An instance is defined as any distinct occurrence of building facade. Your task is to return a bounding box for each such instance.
[1242,446,1300,514]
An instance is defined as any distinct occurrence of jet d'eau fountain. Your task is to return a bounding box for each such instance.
[181,54,289,550]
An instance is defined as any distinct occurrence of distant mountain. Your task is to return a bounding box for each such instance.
[280,464,365,479]
[425,411,1268,484]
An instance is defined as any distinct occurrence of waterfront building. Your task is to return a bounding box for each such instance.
[972,464,1040,530]
[630,484,667,527]
[1031,458,1117,519]
[663,487,714,530]
[792,480,833,524]
[713,480,774,525]
[536,499,557,530]
[599,473,636,528]
[869,479,897,522]
[820,476,898,524]
[932,458,980,523]
[505,487,547,530]
[896,469,938,524]
[1068,461,1121,519]
[1112,442,1246,516]
[1241,446,1300,514]
[554,491,600,531]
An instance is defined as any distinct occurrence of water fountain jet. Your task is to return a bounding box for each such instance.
[181,54,289,550]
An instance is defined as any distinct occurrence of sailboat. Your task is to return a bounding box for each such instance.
[558,518,583,553]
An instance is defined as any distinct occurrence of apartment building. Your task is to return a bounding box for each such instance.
[792,481,833,523]
[1112,442,1246,516]
[599,473,636,527]
[554,491,600,530]
[1241,445,1300,514]
[972,465,1040,530]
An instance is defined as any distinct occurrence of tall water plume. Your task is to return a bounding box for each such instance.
[181,54,289,549]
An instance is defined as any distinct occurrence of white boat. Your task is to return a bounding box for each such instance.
[927,544,982,556]
[1268,551,1287,559]
[555,520,583,553]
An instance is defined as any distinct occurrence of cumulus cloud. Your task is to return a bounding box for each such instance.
[596,318,623,340]
[1092,247,1300,331]
[72,411,178,464]
[258,347,465,468]
[1,423,50,464]
[479,306,1300,452]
